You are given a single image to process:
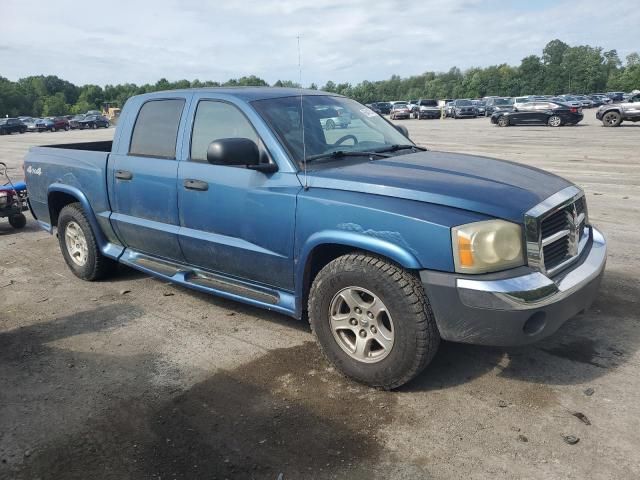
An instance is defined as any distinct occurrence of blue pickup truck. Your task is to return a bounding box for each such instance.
[24,88,606,389]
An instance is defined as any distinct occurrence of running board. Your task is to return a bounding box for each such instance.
[119,250,296,316]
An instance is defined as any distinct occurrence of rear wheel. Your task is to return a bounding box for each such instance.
[308,253,440,389]
[57,203,116,280]
[8,213,26,229]
[548,115,562,127]
[602,111,622,127]
[497,116,509,127]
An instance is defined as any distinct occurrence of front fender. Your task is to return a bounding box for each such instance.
[293,229,422,316]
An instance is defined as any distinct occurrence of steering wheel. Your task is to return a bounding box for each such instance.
[333,134,358,146]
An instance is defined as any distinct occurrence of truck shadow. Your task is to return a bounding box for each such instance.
[2,306,399,480]
[405,268,638,391]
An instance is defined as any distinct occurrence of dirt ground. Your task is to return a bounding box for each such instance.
[1,111,639,480]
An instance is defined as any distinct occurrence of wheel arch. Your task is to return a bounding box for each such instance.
[47,184,114,258]
[295,231,422,318]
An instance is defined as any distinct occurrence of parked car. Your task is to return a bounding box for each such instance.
[18,116,34,124]
[375,102,392,115]
[491,101,583,127]
[24,87,606,389]
[23,119,38,132]
[606,92,626,102]
[34,118,55,132]
[444,101,455,117]
[50,117,70,131]
[589,95,607,107]
[513,96,535,109]
[78,115,110,129]
[0,118,27,135]
[316,106,351,130]
[573,95,594,108]
[389,103,411,120]
[471,100,486,116]
[69,114,86,129]
[412,99,441,119]
[451,99,477,118]
[596,92,640,126]
[484,97,514,116]
[552,95,582,108]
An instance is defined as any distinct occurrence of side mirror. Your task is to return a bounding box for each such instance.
[207,138,277,173]
[512,106,518,112]
[395,124,410,138]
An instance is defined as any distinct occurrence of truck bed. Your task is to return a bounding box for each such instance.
[24,143,113,236]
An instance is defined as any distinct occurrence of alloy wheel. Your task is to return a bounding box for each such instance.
[329,286,395,364]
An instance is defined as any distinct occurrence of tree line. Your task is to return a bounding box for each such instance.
[1,39,638,118]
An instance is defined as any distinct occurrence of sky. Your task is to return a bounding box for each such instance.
[1,0,639,87]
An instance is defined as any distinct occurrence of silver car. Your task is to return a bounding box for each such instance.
[315,106,352,130]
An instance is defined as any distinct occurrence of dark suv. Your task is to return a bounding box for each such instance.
[0,118,27,135]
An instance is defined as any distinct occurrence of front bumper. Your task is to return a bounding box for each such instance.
[418,110,440,118]
[420,227,606,346]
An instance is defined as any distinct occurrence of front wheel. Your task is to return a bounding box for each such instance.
[57,203,116,280]
[8,213,26,229]
[497,116,509,127]
[308,253,440,389]
[602,111,622,127]
[548,115,562,127]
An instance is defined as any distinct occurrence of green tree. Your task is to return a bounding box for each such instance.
[42,92,68,116]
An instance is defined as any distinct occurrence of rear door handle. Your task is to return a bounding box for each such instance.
[183,179,209,191]
[115,170,133,180]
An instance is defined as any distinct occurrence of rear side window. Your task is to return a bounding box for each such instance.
[190,101,258,163]
[129,99,185,159]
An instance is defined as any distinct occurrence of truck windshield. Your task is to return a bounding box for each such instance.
[252,95,413,167]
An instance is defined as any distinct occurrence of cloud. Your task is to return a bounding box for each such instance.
[1,0,638,86]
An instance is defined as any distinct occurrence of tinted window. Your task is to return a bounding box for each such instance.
[190,101,258,163]
[129,99,185,159]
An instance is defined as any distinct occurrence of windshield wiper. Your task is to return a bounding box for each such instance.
[376,144,427,153]
[304,150,392,163]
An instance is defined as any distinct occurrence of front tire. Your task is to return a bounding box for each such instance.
[8,213,26,229]
[57,203,116,280]
[602,111,622,127]
[308,253,440,389]
[497,116,509,127]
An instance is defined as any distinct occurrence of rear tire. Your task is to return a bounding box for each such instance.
[57,203,116,281]
[548,115,562,127]
[8,213,26,229]
[308,253,440,389]
[602,111,622,127]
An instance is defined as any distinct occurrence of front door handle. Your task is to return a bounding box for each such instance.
[183,179,209,191]
[115,170,133,180]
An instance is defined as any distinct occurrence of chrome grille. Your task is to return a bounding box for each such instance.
[525,186,590,276]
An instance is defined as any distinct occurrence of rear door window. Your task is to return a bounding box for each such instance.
[129,99,185,159]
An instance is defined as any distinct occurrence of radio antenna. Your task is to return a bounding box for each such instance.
[297,34,309,190]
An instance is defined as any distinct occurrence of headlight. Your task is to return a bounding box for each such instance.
[452,220,524,274]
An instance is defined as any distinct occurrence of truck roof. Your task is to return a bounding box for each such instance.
[135,87,336,102]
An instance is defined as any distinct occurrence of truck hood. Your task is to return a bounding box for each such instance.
[303,151,572,223]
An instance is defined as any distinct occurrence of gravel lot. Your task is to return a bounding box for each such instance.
[1,111,639,479]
